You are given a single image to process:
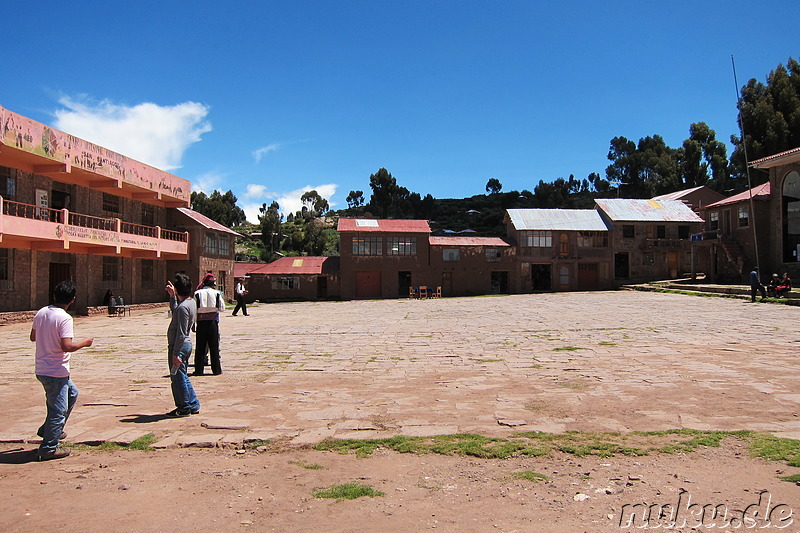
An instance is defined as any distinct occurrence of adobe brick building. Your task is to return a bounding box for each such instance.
[0,104,235,314]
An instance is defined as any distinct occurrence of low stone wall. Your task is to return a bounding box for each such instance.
[0,302,171,325]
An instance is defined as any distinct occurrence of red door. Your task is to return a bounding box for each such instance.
[355,271,381,298]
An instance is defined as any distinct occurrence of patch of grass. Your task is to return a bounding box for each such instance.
[598,341,617,346]
[513,470,549,482]
[128,433,157,450]
[471,358,503,363]
[553,346,584,351]
[313,429,800,475]
[310,353,335,357]
[312,482,384,500]
[245,439,271,449]
[72,433,157,452]
[748,434,800,467]
[779,473,800,483]
[289,460,323,470]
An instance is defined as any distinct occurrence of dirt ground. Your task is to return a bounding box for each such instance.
[1,291,799,531]
[1,439,798,532]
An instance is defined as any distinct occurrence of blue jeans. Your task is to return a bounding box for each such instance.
[36,375,78,454]
[169,341,200,411]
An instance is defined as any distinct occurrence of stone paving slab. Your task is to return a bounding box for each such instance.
[2,291,800,449]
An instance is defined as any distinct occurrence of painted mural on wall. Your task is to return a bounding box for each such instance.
[1,105,189,203]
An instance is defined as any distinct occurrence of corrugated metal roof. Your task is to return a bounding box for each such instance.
[429,236,511,247]
[234,257,339,276]
[594,199,703,222]
[651,185,706,201]
[337,218,431,233]
[506,209,611,231]
[750,147,800,168]
[176,208,241,236]
[704,182,771,208]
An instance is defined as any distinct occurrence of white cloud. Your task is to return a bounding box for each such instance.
[237,183,338,225]
[191,171,226,194]
[53,96,211,171]
[253,143,280,163]
[244,184,269,198]
[276,184,338,217]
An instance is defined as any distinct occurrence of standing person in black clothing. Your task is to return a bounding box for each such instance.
[232,277,249,316]
[749,266,766,302]
[193,274,225,375]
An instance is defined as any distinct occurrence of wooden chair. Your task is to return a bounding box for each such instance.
[418,285,428,299]
[433,286,442,298]
[408,286,417,299]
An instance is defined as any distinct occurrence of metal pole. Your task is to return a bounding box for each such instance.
[732,55,760,275]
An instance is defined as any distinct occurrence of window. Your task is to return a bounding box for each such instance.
[678,225,690,239]
[519,230,552,247]
[102,256,121,289]
[559,234,569,257]
[141,259,154,288]
[709,212,719,231]
[102,193,120,213]
[443,249,461,261]
[219,235,230,256]
[577,231,608,247]
[142,204,155,226]
[642,252,655,266]
[387,236,417,255]
[485,248,501,262]
[205,232,218,255]
[271,276,299,290]
[646,225,666,239]
[352,234,382,256]
[622,225,635,239]
[0,167,16,199]
[0,249,12,290]
[738,206,749,227]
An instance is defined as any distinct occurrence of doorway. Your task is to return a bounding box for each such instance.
[398,271,412,297]
[48,263,71,305]
[614,253,630,280]
[490,271,508,294]
[531,264,551,291]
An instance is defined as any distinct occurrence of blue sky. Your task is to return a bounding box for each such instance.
[3,1,798,223]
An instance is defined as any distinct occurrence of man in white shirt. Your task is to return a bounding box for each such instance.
[30,280,94,461]
[193,274,225,375]
[232,277,249,316]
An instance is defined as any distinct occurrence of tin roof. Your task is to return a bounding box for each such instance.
[505,209,611,231]
[337,218,431,233]
[594,199,703,222]
[176,208,241,236]
[704,182,771,208]
[234,257,339,276]
[651,186,706,201]
[429,236,511,247]
[749,147,800,169]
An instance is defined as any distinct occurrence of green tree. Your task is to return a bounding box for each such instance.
[367,168,410,218]
[731,57,800,182]
[346,190,365,209]
[300,190,329,217]
[486,178,502,194]
[190,190,246,227]
[258,201,283,261]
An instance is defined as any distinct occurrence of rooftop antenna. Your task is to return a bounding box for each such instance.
[731,55,760,275]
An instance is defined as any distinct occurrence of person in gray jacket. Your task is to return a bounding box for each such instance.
[165,273,200,417]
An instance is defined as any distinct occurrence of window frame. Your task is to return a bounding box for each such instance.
[519,230,553,248]
[386,236,417,256]
[352,233,382,256]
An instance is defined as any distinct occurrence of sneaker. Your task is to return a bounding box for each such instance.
[37,446,71,461]
[37,429,67,440]
[190,409,200,415]
[166,408,191,418]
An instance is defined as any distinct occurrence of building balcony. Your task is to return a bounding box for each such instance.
[0,197,188,258]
